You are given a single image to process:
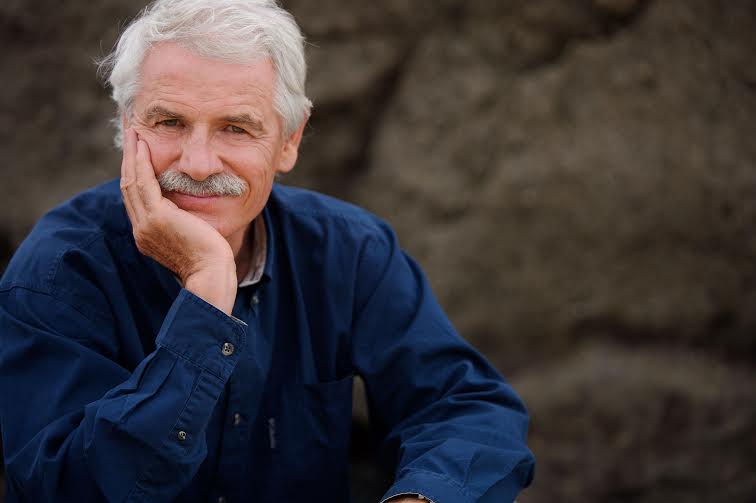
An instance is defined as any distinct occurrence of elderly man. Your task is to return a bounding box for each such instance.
[0,1,533,502]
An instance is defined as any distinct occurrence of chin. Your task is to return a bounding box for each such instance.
[206,219,237,239]
[210,218,251,243]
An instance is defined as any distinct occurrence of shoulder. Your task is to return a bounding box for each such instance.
[266,185,406,299]
[1,179,132,295]
[268,183,394,245]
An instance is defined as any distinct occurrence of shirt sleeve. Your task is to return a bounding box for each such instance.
[351,226,535,503]
[0,286,246,502]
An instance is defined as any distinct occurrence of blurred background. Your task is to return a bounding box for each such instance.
[1,0,755,501]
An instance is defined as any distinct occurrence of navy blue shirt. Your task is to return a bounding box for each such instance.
[0,180,534,502]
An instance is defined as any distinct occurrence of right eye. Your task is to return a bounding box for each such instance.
[158,119,179,127]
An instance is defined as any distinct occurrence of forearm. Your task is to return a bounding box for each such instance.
[351,228,534,502]
[184,262,238,315]
[1,288,246,501]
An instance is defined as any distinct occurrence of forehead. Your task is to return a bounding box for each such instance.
[135,42,277,115]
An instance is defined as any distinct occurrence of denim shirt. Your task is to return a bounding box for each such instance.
[0,180,534,502]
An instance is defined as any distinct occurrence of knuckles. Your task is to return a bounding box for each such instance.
[132,227,191,281]
[133,234,149,255]
[132,228,149,247]
[132,214,161,242]
[135,179,153,197]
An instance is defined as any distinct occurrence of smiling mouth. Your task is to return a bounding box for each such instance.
[165,192,233,210]
[164,190,229,199]
[172,191,220,198]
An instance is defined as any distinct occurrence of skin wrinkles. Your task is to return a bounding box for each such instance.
[124,42,306,261]
[141,103,267,137]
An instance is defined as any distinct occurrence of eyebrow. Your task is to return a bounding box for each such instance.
[144,105,185,122]
[143,106,264,132]
[221,113,265,133]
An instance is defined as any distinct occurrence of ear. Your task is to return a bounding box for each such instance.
[277,115,309,174]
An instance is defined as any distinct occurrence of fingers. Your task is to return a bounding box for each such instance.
[121,128,161,226]
[120,128,139,223]
[134,138,161,210]
[116,130,236,298]
[120,128,136,185]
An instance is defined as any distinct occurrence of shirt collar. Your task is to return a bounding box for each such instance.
[238,215,267,288]
[260,195,276,284]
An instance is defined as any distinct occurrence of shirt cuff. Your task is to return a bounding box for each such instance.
[154,288,247,380]
[381,471,473,503]
[383,468,527,503]
[381,492,435,502]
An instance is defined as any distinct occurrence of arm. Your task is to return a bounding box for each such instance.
[120,128,237,314]
[0,129,243,501]
[0,287,244,502]
[352,227,535,503]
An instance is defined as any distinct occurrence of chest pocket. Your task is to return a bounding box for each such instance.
[270,374,354,501]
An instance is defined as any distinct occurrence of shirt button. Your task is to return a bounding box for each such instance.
[177,430,187,441]
[251,294,260,305]
[233,412,242,426]
[222,342,235,356]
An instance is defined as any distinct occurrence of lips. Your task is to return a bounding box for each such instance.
[172,191,220,198]
[166,190,228,210]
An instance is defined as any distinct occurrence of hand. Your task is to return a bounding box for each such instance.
[120,128,237,314]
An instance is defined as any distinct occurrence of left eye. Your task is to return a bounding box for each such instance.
[226,125,247,134]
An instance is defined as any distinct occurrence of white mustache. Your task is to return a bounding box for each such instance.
[157,170,248,197]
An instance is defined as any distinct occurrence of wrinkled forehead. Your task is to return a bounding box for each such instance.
[134,42,278,113]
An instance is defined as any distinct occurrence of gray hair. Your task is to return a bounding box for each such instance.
[98,0,312,147]
[157,170,248,196]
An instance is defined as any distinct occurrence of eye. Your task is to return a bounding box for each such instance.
[225,125,247,134]
[158,119,180,127]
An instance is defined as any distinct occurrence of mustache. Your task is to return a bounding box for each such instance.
[157,170,248,197]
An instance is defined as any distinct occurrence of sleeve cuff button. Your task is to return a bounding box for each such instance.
[222,342,235,356]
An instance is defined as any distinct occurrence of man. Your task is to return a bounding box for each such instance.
[0,1,534,501]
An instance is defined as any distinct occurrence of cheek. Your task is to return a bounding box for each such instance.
[220,145,277,179]
[143,136,180,175]
[222,139,274,161]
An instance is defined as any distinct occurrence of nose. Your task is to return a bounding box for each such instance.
[176,129,223,181]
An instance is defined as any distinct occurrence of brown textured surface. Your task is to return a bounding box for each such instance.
[2,0,756,501]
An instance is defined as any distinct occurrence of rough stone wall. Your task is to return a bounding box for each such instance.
[1,0,755,501]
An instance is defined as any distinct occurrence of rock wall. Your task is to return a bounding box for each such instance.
[1,0,755,501]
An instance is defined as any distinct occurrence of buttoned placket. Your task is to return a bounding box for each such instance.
[213,286,266,500]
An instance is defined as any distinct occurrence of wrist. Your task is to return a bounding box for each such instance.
[385,496,431,502]
[183,263,237,315]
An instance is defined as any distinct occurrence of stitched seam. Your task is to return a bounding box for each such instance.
[45,230,108,288]
[127,369,209,501]
[398,469,476,498]
[157,345,228,382]
[0,285,112,340]
[182,291,246,338]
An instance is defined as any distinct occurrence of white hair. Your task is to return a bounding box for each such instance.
[98,0,312,147]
